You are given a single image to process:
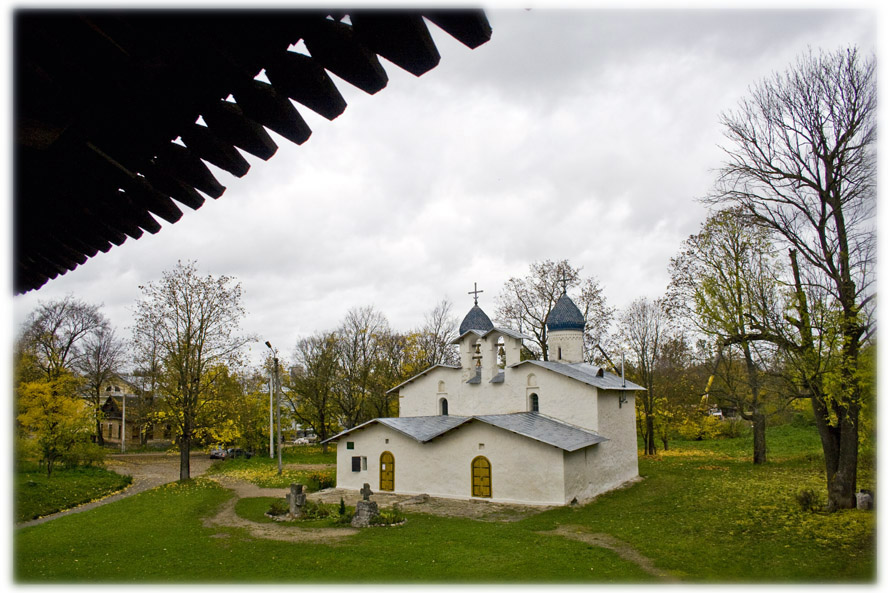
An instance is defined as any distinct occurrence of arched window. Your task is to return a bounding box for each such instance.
[440,398,449,416]
[557,346,562,360]
[527,373,537,387]
[437,381,446,393]
[530,393,539,413]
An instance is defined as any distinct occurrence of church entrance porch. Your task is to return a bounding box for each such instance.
[380,451,395,491]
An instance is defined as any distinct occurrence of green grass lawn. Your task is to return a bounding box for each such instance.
[14,426,875,583]
[14,465,133,523]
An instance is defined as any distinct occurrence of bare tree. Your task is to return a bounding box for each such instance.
[19,295,108,379]
[132,321,165,445]
[74,327,128,446]
[496,259,612,361]
[133,262,252,480]
[416,299,460,368]
[618,297,668,456]
[709,46,875,508]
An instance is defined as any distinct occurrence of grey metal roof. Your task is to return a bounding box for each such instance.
[458,305,494,335]
[489,371,505,383]
[475,412,608,451]
[377,415,472,441]
[512,360,645,391]
[546,293,585,331]
[322,412,607,452]
[322,415,470,444]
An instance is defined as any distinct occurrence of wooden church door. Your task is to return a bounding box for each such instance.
[380,451,395,491]
[471,456,492,498]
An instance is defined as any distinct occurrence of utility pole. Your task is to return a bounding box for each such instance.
[268,357,274,459]
[266,341,283,475]
[121,391,126,453]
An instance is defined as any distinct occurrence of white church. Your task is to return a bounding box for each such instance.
[325,286,643,506]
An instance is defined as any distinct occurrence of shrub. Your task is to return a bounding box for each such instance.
[268,499,289,516]
[369,505,405,526]
[305,471,335,491]
[300,499,332,520]
[795,488,822,513]
[62,441,107,468]
[339,497,346,515]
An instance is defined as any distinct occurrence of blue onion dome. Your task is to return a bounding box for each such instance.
[546,293,585,332]
[459,305,495,335]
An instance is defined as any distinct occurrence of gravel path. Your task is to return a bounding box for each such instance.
[15,452,215,528]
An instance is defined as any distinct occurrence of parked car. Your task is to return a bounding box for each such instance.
[209,447,227,459]
[225,448,253,460]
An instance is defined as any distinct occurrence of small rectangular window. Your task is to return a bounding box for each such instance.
[361,457,367,470]
[346,441,354,450]
[351,456,361,472]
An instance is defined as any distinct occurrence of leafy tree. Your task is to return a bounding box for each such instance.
[19,295,108,379]
[651,335,704,450]
[74,327,128,446]
[194,364,268,452]
[336,306,391,429]
[368,330,407,418]
[668,208,783,463]
[133,262,252,480]
[17,374,95,477]
[287,332,341,453]
[708,47,875,508]
[496,259,612,361]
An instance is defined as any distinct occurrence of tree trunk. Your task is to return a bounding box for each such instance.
[179,430,191,481]
[789,249,860,509]
[96,417,105,446]
[645,413,656,456]
[752,413,766,464]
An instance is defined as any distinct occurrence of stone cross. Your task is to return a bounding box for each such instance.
[352,483,380,527]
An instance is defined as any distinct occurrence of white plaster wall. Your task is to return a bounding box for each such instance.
[562,390,639,502]
[398,362,603,432]
[335,421,568,505]
[547,330,584,363]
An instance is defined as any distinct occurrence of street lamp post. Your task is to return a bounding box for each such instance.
[265,341,283,475]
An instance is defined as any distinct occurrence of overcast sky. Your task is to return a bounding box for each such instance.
[9,8,878,367]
